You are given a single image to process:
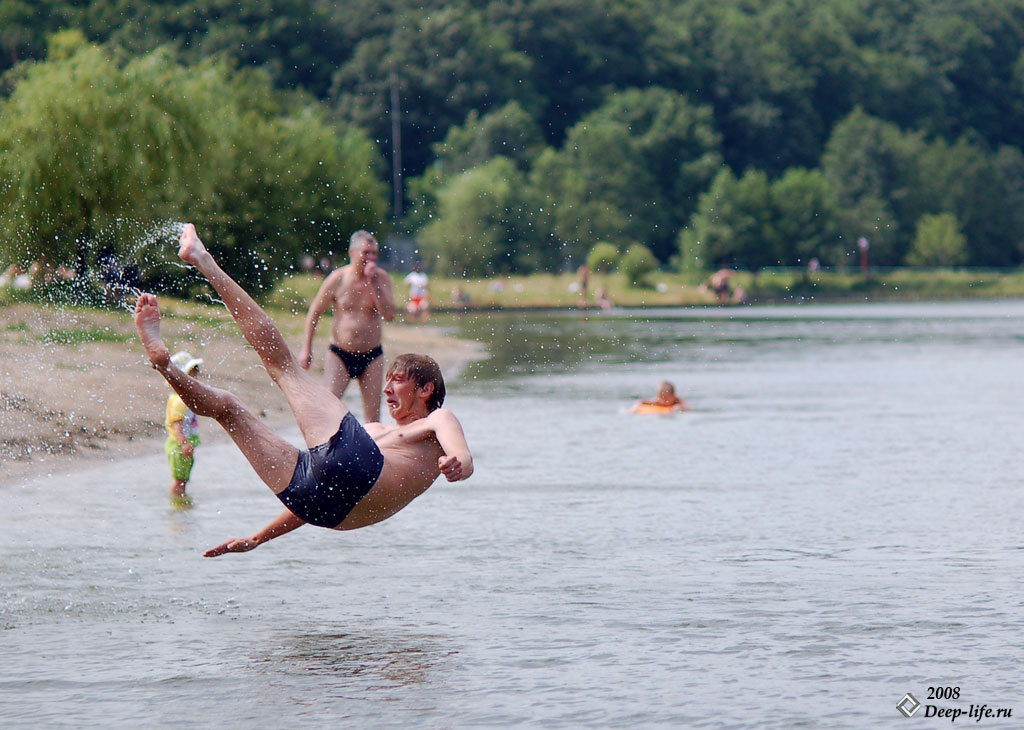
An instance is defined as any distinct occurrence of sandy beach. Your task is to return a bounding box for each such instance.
[0,302,484,483]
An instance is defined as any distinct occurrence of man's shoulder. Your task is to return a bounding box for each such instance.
[317,266,348,293]
[425,407,459,426]
[330,264,355,281]
[401,408,459,432]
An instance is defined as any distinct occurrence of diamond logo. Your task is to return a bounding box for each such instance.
[897,693,921,717]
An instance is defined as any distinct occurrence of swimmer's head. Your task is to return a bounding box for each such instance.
[658,381,676,396]
[387,353,446,411]
[170,351,203,376]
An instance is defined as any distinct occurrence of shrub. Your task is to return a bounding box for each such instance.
[618,244,658,286]
[905,213,967,267]
[586,242,619,273]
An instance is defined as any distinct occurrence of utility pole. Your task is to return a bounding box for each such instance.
[389,71,403,226]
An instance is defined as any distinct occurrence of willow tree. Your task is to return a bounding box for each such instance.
[0,32,387,295]
[0,32,206,271]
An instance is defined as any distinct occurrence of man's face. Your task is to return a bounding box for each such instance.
[383,370,430,420]
[351,236,379,269]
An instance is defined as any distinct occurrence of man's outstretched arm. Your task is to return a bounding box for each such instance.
[431,409,474,481]
[203,509,306,557]
[299,274,339,368]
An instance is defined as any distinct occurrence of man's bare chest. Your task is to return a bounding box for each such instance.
[333,277,377,313]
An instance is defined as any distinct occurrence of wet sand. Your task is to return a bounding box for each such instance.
[0,302,483,483]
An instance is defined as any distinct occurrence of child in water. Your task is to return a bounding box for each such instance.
[630,381,688,413]
[165,351,203,505]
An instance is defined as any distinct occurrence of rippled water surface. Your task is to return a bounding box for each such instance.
[3,300,1024,728]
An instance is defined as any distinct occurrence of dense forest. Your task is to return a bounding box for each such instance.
[2,0,1024,291]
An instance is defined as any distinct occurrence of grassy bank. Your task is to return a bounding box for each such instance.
[6,267,1024,315]
[266,267,1024,312]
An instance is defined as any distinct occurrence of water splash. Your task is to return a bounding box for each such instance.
[20,218,197,314]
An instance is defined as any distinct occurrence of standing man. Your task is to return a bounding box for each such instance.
[404,264,430,323]
[299,230,396,422]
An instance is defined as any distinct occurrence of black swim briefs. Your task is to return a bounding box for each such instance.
[277,413,385,528]
[329,343,383,378]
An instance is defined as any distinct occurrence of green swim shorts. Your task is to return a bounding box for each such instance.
[165,435,200,481]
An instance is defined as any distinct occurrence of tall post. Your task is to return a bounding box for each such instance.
[390,72,403,225]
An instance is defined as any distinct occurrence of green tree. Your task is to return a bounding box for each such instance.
[0,37,387,295]
[916,134,1023,266]
[0,0,44,72]
[618,243,659,287]
[528,87,722,266]
[434,101,545,175]
[681,168,780,272]
[485,0,655,145]
[993,145,1024,263]
[822,108,929,265]
[905,212,967,267]
[529,126,647,265]
[0,35,206,272]
[418,157,548,276]
[586,242,619,273]
[405,101,546,232]
[64,0,346,96]
[662,0,823,175]
[576,87,723,261]
[771,167,842,266]
[332,6,537,181]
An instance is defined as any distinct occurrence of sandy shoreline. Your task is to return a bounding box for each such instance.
[0,302,485,484]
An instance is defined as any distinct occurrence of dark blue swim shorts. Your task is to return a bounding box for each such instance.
[277,413,385,528]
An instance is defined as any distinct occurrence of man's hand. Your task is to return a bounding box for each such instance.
[298,345,313,370]
[204,537,259,558]
[364,261,378,279]
[181,441,194,458]
[438,454,467,481]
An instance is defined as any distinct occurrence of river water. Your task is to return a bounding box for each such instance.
[2,300,1024,728]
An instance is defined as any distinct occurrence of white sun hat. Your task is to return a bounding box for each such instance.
[170,350,203,374]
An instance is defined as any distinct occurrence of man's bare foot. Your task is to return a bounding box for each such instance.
[178,223,212,268]
[134,293,170,370]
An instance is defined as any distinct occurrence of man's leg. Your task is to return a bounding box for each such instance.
[356,355,384,423]
[323,348,353,399]
[136,294,299,492]
[177,224,347,448]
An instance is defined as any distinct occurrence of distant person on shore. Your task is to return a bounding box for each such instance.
[165,350,203,506]
[710,268,733,305]
[451,286,471,309]
[629,381,688,414]
[299,230,396,422]
[134,224,473,557]
[594,286,613,311]
[404,265,430,322]
[577,264,591,308]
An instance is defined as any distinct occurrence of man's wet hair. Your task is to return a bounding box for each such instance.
[387,353,446,412]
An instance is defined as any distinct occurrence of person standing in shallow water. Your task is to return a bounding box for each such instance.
[134,224,473,557]
[299,230,396,423]
[165,350,203,506]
